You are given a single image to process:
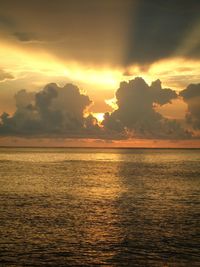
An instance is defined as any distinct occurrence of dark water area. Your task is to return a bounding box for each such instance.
[0,148,200,266]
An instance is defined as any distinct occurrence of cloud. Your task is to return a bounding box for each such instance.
[0,69,14,81]
[0,83,99,137]
[13,31,41,42]
[0,79,196,140]
[180,83,200,129]
[102,78,190,139]
[1,0,199,66]
[125,0,200,65]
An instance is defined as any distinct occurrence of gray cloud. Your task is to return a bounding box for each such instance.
[13,31,40,42]
[124,0,200,65]
[0,69,14,81]
[180,83,200,129]
[0,83,99,137]
[0,79,196,140]
[102,78,190,139]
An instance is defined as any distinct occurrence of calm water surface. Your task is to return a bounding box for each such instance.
[0,148,200,266]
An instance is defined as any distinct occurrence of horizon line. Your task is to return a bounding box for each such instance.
[0,146,200,150]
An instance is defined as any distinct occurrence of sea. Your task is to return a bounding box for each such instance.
[0,148,199,266]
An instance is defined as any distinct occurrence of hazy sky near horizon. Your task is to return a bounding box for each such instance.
[0,0,200,147]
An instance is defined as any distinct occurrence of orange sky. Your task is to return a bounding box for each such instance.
[0,0,200,147]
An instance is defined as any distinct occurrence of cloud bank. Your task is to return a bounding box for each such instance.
[0,78,199,140]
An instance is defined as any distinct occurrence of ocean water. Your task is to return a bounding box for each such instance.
[0,148,199,267]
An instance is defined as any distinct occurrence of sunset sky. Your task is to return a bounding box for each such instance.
[0,0,200,147]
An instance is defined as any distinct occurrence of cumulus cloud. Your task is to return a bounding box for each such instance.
[0,83,99,137]
[0,79,196,140]
[0,69,14,81]
[180,83,200,129]
[102,78,190,139]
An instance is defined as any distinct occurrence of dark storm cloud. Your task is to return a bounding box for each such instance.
[0,0,199,66]
[102,78,190,139]
[180,83,200,129]
[0,69,14,81]
[0,83,99,137]
[124,0,200,65]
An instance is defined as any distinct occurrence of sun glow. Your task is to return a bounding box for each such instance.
[0,41,122,88]
[1,40,200,95]
[1,39,200,92]
[63,67,121,87]
[93,113,105,123]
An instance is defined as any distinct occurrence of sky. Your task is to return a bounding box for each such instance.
[0,0,200,147]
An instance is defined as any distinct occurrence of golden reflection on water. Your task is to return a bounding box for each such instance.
[0,148,200,266]
[63,153,125,265]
